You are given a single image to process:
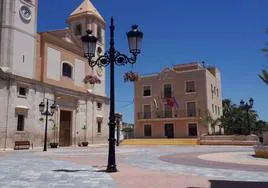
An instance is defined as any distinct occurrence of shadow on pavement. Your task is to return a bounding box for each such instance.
[53,169,89,173]
[188,180,268,188]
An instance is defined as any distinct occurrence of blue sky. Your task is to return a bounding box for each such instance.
[38,0,268,123]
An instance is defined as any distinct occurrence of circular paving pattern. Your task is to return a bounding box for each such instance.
[119,146,268,181]
[198,151,268,166]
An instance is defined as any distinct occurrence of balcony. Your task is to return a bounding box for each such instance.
[137,109,201,120]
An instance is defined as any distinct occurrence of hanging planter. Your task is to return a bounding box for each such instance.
[84,75,101,85]
[123,71,139,82]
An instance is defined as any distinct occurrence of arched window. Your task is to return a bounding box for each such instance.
[75,24,82,36]
[62,62,73,78]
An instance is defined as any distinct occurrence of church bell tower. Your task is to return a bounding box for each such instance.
[67,0,105,56]
[0,0,37,78]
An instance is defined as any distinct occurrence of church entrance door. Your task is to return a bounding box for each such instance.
[59,110,72,147]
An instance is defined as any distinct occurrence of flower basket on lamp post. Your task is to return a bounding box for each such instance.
[84,75,101,85]
[123,71,139,82]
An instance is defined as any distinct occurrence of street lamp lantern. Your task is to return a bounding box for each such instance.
[50,103,57,114]
[126,25,143,56]
[240,100,245,106]
[81,30,98,59]
[39,102,45,113]
[249,97,254,107]
[81,17,143,173]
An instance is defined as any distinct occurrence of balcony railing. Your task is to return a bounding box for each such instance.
[137,109,202,120]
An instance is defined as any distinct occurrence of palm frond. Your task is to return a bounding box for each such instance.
[259,69,268,85]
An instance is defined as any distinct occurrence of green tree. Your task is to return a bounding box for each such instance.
[202,110,220,135]
[252,120,268,136]
[219,99,258,135]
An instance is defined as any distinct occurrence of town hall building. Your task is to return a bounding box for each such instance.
[0,0,110,149]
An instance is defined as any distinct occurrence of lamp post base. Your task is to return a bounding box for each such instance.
[106,165,117,173]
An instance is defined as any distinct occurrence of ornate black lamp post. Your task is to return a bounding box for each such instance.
[240,97,254,135]
[39,99,57,152]
[81,17,143,172]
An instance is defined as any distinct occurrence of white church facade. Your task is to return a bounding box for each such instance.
[0,0,110,149]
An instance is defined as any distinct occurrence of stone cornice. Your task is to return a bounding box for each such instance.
[0,72,110,103]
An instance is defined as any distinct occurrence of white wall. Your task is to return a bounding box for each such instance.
[12,30,36,78]
[47,47,61,80]
[74,59,85,87]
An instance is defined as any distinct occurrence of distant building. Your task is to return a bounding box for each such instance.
[134,62,222,138]
[122,122,134,129]
[0,0,109,149]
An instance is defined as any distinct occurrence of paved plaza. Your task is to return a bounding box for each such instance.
[0,145,268,188]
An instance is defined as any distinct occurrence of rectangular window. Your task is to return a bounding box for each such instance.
[216,88,219,97]
[144,124,152,137]
[97,102,102,110]
[186,81,195,92]
[211,84,213,99]
[18,86,27,97]
[215,105,217,114]
[218,106,220,115]
[188,123,198,137]
[97,122,102,133]
[187,102,196,117]
[164,84,172,98]
[164,104,172,118]
[143,86,151,97]
[212,104,214,113]
[17,115,25,131]
[143,105,151,119]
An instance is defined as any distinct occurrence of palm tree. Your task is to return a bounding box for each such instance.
[259,69,268,85]
[259,29,268,85]
[202,110,220,135]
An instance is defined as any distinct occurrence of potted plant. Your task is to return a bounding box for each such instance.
[123,71,139,82]
[84,75,101,85]
[81,125,88,147]
[49,119,58,148]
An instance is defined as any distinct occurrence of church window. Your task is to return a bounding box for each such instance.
[75,24,82,36]
[97,25,102,43]
[62,62,73,78]
[97,121,102,133]
[17,86,28,97]
[17,114,25,131]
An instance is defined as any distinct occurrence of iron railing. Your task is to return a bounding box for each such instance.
[137,109,202,119]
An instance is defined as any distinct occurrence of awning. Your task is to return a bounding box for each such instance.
[15,105,29,110]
